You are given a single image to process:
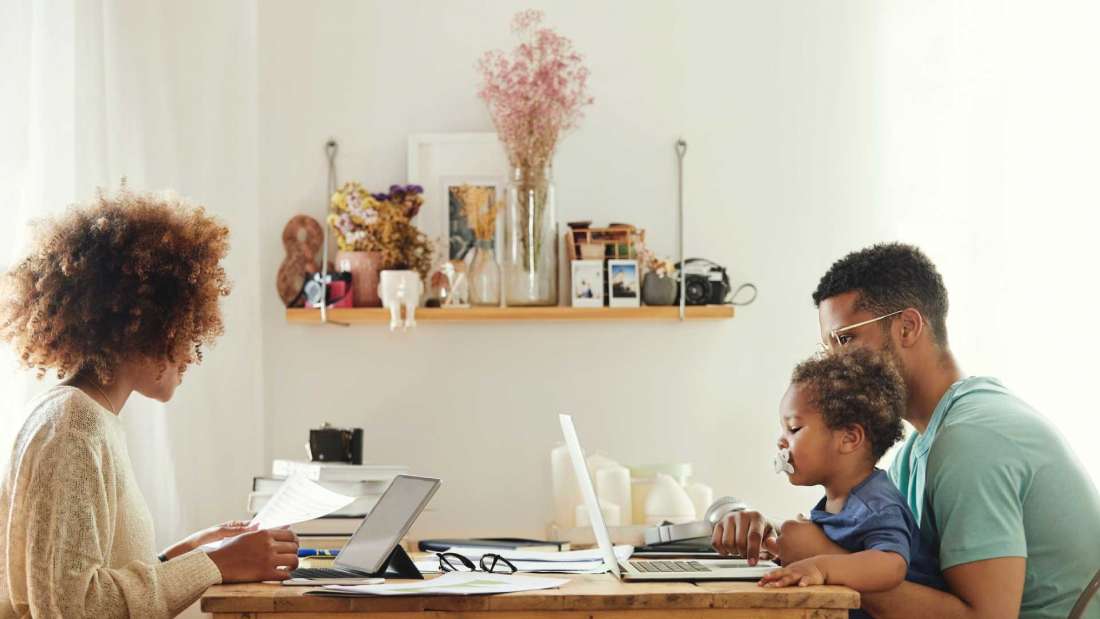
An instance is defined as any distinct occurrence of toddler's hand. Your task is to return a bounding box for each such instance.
[758,556,826,588]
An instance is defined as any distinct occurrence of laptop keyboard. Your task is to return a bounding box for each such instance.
[629,560,711,573]
[290,567,373,578]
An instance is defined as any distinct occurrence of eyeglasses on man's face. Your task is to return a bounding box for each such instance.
[817,309,905,353]
[436,551,517,574]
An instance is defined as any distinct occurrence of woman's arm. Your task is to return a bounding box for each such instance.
[25,431,221,618]
[160,521,256,560]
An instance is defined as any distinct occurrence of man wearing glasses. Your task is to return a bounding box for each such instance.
[713,243,1100,618]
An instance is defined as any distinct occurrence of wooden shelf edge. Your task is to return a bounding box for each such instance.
[285,306,734,324]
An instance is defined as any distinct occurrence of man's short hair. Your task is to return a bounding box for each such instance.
[792,348,906,461]
[812,243,949,346]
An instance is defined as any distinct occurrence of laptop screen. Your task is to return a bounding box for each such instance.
[335,474,440,573]
[558,414,622,578]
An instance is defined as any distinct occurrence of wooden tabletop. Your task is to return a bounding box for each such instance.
[201,574,859,617]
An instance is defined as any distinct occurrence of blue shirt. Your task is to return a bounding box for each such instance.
[811,469,945,619]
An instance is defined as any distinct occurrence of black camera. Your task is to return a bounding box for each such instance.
[308,423,364,464]
[677,258,731,305]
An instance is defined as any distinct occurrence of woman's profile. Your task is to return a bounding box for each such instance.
[0,188,298,617]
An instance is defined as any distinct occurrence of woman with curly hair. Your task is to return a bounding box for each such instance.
[0,189,298,617]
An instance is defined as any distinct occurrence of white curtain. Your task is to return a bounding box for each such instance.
[0,1,264,590]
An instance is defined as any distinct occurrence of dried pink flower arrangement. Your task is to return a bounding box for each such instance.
[477,9,594,173]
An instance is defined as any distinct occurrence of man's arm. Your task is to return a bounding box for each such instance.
[862,557,1026,619]
[776,517,1026,619]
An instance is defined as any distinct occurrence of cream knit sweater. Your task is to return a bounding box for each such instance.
[0,386,223,618]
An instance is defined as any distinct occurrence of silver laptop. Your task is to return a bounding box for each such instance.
[559,414,774,581]
[286,474,440,584]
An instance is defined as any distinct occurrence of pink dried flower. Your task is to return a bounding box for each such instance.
[478,10,594,171]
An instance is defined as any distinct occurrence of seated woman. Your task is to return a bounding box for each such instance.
[0,188,298,617]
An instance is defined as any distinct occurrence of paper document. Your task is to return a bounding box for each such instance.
[414,558,614,574]
[414,545,632,574]
[309,571,567,596]
[247,473,356,529]
[429,545,632,563]
[202,474,355,551]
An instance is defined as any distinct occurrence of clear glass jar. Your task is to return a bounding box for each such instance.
[504,165,558,306]
[468,239,501,306]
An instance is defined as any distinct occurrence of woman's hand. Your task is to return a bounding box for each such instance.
[161,520,257,560]
[758,556,828,588]
[206,528,300,583]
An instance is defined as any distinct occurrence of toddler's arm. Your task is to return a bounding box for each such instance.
[759,550,907,592]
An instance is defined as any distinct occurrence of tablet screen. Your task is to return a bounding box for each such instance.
[334,475,440,573]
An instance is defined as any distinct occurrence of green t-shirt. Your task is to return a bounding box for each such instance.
[890,376,1100,619]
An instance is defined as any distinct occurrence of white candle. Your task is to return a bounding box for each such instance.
[575,501,621,528]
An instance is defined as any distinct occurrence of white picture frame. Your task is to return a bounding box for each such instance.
[570,260,604,308]
[607,260,641,308]
[407,133,509,263]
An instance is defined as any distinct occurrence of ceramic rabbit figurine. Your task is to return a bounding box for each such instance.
[380,270,423,331]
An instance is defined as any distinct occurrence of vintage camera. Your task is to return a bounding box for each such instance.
[307,422,364,464]
[292,271,353,308]
[677,258,732,305]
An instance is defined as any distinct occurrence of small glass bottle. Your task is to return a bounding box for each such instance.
[468,239,501,306]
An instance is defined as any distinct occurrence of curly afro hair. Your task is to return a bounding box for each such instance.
[812,243,949,347]
[0,187,231,383]
[792,348,906,461]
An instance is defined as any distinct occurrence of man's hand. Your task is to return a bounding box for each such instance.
[711,510,778,565]
[758,556,827,588]
[162,520,258,560]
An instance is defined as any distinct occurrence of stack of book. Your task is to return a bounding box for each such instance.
[249,460,408,549]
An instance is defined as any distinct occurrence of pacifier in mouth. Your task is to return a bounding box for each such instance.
[773,448,794,474]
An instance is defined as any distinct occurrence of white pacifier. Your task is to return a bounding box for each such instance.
[773,448,794,474]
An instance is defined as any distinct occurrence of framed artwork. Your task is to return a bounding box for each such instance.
[444,179,501,261]
[407,133,508,262]
[608,260,640,308]
[570,260,604,308]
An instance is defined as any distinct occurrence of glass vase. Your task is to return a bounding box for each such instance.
[504,165,558,306]
[469,239,501,306]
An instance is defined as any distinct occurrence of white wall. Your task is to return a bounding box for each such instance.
[5,0,1096,555]
[257,0,1100,539]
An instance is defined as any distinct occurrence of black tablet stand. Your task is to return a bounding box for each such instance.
[375,545,422,579]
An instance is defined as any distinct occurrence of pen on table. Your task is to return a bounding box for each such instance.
[298,548,339,557]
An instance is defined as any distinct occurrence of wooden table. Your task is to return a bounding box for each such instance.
[201,574,859,618]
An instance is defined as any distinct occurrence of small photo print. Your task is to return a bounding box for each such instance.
[608,260,640,308]
[571,260,604,308]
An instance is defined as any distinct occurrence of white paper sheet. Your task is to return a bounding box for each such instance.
[413,545,633,574]
[413,559,612,574]
[247,473,356,529]
[201,474,355,551]
[428,545,633,563]
[311,571,568,596]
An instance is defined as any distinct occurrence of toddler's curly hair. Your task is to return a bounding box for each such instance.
[0,187,231,383]
[792,348,906,461]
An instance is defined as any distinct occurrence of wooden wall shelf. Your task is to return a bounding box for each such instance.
[286,306,734,324]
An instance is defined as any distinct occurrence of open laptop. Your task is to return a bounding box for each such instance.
[284,474,440,585]
[559,414,774,581]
